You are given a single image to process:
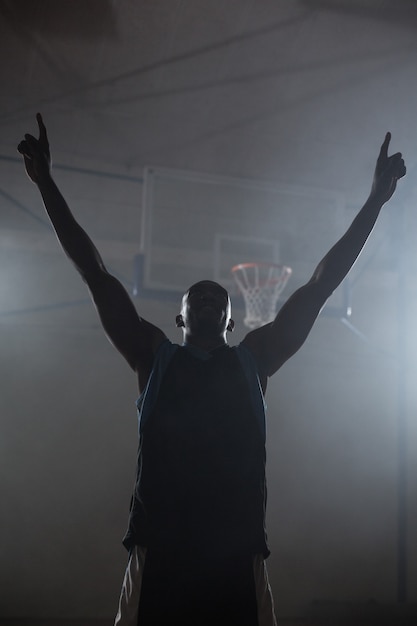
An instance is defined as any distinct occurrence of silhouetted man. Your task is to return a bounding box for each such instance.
[18,114,405,626]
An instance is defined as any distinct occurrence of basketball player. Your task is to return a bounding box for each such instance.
[18,114,405,626]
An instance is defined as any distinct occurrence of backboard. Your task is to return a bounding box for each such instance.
[140,166,347,310]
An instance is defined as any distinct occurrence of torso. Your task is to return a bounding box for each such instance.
[126,342,269,558]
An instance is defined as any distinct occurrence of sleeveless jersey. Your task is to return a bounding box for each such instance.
[123,340,270,558]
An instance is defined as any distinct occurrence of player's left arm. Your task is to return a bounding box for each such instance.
[243,133,406,377]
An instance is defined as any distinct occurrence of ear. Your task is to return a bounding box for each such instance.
[176,314,184,328]
[227,318,235,332]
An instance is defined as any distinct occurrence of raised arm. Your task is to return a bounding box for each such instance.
[243,133,406,381]
[18,114,166,390]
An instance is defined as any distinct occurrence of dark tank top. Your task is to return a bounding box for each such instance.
[124,342,269,559]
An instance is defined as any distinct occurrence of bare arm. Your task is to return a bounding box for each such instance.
[243,133,406,380]
[18,114,166,390]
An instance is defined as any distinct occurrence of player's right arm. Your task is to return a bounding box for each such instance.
[18,114,166,391]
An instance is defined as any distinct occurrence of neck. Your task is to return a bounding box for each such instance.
[182,332,228,352]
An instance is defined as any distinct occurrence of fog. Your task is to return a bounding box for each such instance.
[1,0,417,621]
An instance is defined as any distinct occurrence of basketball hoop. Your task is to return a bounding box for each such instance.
[231,262,292,329]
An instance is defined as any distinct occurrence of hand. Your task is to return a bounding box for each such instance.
[17,113,51,184]
[370,132,406,204]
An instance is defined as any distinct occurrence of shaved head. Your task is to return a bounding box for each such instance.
[177,280,234,340]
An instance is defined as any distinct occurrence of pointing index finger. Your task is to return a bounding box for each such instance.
[36,112,48,146]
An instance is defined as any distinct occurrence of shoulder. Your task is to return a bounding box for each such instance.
[153,338,180,363]
[235,340,268,393]
[240,324,273,367]
[136,337,177,393]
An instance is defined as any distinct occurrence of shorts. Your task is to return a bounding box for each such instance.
[114,546,277,626]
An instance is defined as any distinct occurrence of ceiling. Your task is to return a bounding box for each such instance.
[1,0,417,323]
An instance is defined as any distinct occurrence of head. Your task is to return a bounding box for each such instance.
[176,280,234,341]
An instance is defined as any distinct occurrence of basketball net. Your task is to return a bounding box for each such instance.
[232,262,292,329]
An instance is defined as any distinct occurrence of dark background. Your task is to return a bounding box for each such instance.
[1,1,417,622]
